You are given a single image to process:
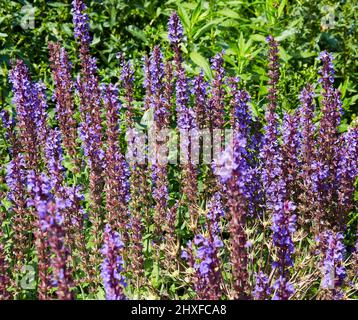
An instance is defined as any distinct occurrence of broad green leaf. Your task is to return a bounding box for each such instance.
[193,18,224,40]
[126,25,147,43]
[178,5,191,31]
[191,0,203,25]
[190,51,213,79]
[250,34,266,42]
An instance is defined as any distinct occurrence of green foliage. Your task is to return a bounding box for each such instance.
[0,0,357,123]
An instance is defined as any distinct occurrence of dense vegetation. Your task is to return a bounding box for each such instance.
[0,0,357,300]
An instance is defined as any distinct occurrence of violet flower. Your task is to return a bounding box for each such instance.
[72,0,91,47]
[266,36,279,113]
[101,224,126,300]
[48,42,80,172]
[27,171,73,300]
[182,193,224,300]
[148,46,170,233]
[271,200,296,300]
[282,111,301,202]
[272,276,295,300]
[208,51,225,130]
[315,52,342,231]
[192,72,208,129]
[117,53,135,125]
[6,154,31,275]
[102,84,130,236]
[176,66,198,208]
[317,230,346,299]
[253,272,272,300]
[0,109,18,156]
[298,84,317,225]
[228,78,263,217]
[73,0,104,271]
[45,129,65,193]
[168,11,183,69]
[214,132,250,299]
[336,128,358,229]
[261,35,281,212]
[9,60,47,170]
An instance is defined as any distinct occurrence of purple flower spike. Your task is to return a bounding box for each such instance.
[9,60,47,170]
[272,276,294,300]
[45,129,65,192]
[317,230,346,299]
[27,172,73,300]
[49,42,79,171]
[168,12,183,46]
[282,111,301,202]
[214,132,250,299]
[183,193,224,300]
[253,272,272,300]
[168,11,184,70]
[102,84,130,236]
[101,224,127,300]
[298,84,317,223]
[208,51,225,130]
[192,72,208,129]
[118,53,135,125]
[72,0,91,46]
[316,51,343,231]
[336,128,358,228]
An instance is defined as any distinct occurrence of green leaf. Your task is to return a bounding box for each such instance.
[190,51,213,79]
[300,51,316,58]
[126,25,147,44]
[250,34,266,42]
[178,5,191,32]
[220,19,240,28]
[217,9,241,20]
[277,0,287,18]
[193,18,224,40]
[140,107,154,127]
[91,34,101,46]
[48,2,68,7]
[96,287,105,300]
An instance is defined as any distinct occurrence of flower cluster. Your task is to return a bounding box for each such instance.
[182,193,224,300]
[253,272,272,300]
[214,132,251,299]
[317,230,346,299]
[1,1,356,302]
[102,84,130,234]
[209,52,225,129]
[100,224,126,300]
[48,42,79,171]
[9,60,48,170]
[71,0,91,46]
[27,171,73,299]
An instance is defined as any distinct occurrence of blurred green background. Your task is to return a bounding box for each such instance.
[0,0,357,125]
